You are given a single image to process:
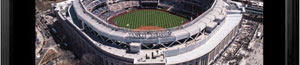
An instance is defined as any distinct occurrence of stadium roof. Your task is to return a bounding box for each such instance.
[166,10,243,64]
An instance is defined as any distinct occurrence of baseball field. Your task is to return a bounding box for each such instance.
[109,10,188,30]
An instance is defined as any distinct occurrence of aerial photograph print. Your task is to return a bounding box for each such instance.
[35,0,263,65]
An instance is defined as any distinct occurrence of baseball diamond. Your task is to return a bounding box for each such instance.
[109,9,188,29]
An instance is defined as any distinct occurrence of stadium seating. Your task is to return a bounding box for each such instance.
[108,1,139,12]
[86,0,101,10]
[82,0,92,5]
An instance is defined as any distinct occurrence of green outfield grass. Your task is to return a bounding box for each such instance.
[111,10,188,29]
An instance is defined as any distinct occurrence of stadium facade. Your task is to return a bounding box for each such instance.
[53,0,244,65]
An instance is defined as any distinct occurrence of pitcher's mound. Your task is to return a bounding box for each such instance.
[134,26,165,31]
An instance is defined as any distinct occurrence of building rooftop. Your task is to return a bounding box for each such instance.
[166,9,243,64]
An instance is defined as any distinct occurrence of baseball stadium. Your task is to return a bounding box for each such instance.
[53,0,244,65]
